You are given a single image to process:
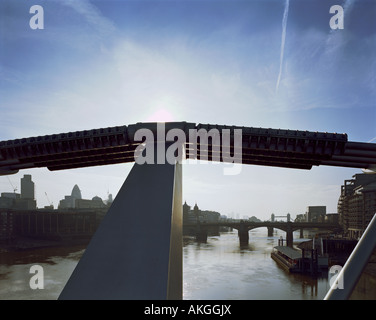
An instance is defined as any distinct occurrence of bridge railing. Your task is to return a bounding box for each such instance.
[324,213,376,300]
[1,122,376,175]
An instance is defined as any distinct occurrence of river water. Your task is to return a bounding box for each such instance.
[183,229,329,300]
[0,229,374,300]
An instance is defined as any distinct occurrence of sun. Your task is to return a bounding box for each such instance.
[145,108,175,122]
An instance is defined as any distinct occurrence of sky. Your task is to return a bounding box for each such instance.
[0,0,375,220]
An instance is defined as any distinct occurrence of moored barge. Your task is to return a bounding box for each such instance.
[271,245,328,274]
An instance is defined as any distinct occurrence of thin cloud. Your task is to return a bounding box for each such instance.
[343,0,357,13]
[61,0,116,36]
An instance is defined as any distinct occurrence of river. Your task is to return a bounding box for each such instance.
[0,229,374,300]
[183,229,329,300]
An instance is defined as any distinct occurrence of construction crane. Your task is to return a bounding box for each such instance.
[6,176,17,193]
[45,192,54,208]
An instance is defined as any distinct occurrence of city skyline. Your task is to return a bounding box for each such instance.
[1,0,375,221]
[0,171,339,220]
[1,174,111,209]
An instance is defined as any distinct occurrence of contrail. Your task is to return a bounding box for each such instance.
[276,0,290,94]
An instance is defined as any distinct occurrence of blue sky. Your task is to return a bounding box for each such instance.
[0,0,375,219]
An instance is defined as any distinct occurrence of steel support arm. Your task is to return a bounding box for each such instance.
[58,154,183,299]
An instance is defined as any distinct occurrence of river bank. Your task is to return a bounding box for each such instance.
[0,236,91,253]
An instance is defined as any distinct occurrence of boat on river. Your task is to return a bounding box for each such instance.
[271,244,328,275]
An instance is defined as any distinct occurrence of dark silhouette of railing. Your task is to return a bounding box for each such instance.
[1,122,376,175]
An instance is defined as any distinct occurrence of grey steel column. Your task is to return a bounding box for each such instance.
[58,159,183,300]
[324,213,376,300]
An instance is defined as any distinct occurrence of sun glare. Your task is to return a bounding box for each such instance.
[145,108,175,122]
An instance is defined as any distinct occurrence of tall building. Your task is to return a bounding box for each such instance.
[19,174,36,209]
[71,185,82,200]
[0,175,36,210]
[106,193,113,205]
[21,174,34,200]
[59,184,82,209]
[306,206,326,222]
[338,173,376,239]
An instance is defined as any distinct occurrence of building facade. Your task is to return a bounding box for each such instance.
[76,196,106,209]
[59,184,82,209]
[338,173,376,239]
[0,175,36,210]
[58,185,107,210]
[183,202,221,224]
[306,206,326,222]
[21,174,35,200]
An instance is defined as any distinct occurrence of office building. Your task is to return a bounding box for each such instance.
[59,184,82,209]
[306,206,326,222]
[0,175,37,210]
[338,173,376,239]
[21,174,35,200]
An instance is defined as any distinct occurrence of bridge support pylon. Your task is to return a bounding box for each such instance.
[267,226,273,237]
[59,152,183,300]
[196,224,208,242]
[238,224,249,245]
[286,223,293,248]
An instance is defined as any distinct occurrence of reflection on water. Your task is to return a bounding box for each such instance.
[183,230,330,300]
[0,229,375,299]
[0,245,86,300]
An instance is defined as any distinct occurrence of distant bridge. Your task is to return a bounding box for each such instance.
[0,121,375,300]
[184,221,342,246]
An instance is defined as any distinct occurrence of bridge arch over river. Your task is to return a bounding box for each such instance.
[186,221,341,246]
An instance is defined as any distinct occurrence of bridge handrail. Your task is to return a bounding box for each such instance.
[1,122,376,175]
[324,213,376,300]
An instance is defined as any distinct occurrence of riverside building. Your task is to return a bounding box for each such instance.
[338,173,376,239]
